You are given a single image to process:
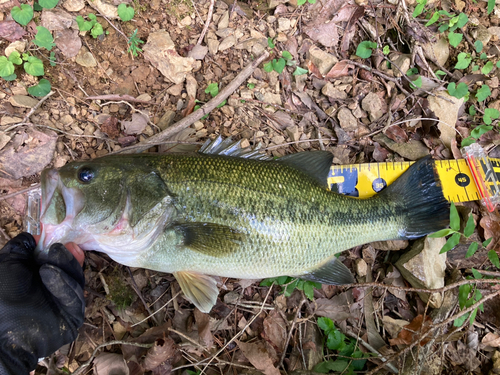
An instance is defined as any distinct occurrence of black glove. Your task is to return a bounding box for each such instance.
[0,233,85,375]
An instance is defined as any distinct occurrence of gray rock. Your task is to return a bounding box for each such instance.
[207,39,220,55]
[361,92,384,121]
[218,11,229,29]
[322,82,347,100]
[157,110,176,130]
[188,44,208,60]
[308,45,337,76]
[215,27,234,38]
[219,35,236,51]
[337,107,358,131]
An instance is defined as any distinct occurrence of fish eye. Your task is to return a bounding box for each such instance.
[78,167,94,183]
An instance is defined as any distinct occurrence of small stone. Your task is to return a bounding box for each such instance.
[60,114,74,126]
[472,25,491,47]
[255,131,265,138]
[167,84,183,96]
[0,133,11,151]
[262,92,282,105]
[84,123,95,135]
[188,44,208,60]
[277,18,291,32]
[5,41,26,57]
[355,259,367,277]
[157,110,176,130]
[136,93,152,102]
[75,47,97,67]
[62,0,84,11]
[215,28,234,38]
[422,37,449,66]
[9,95,39,108]
[179,15,192,26]
[286,125,300,142]
[272,135,285,144]
[308,45,338,76]
[219,35,236,51]
[218,11,229,29]
[337,108,358,131]
[192,121,204,130]
[389,54,411,77]
[361,92,384,122]
[321,82,347,100]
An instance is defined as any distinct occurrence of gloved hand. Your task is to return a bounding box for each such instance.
[0,233,85,375]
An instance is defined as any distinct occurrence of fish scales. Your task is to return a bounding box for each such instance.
[38,148,449,312]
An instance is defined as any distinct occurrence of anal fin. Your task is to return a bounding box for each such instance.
[299,257,355,285]
[173,271,219,313]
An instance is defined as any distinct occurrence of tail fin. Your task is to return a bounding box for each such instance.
[379,156,449,239]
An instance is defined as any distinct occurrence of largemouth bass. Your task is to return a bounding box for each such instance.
[38,142,449,312]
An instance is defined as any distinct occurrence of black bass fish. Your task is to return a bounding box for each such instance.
[38,140,449,312]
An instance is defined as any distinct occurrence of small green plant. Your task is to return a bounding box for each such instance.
[430,202,493,258]
[205,82,226,108]
[355,41,377,59]
[76,13,104,38]
[39,0,59,9]
[11,4,33,26]
[447,82,469,99]
[260,276,321,300]
[314,317,370,373]
[117,3,135,21]
[33,26,56,50]
[127,29,144,57]
[297,0,316,6]
[263,50,307,75]
[382,45,390,55]
[454,269,485,327]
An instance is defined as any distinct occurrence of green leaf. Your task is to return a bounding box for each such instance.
[118,3,135,21]
[480,52,488,60]
[471,268,483,279]
[284,278,299,296]
[297,0,306,6]
[91,23,104,38]
[412,0,426,17]
[483,238,493,247]
[453,312,469,327]
[461,137,475,147]
[247,83,255,89]
[2,73,17,81]
[448,31,463,48]
[272,58,286,73]
[458,284,471,309]
[355,41,377,59]
[425,11,440,26]
[447,82,469,98]
[440,232,461,254]
[383,45,390,55]
[474,40,483,52]
[49,51,56,67]
[303,281,315,300]
[488,0,495,14]
[410,76,422,88]
[482,61,494,75]
[317,317,334,333]
[24,56,44,76]
[472,64,479,72]
[205,82,219,97]
[497,61,500,68]
[488,249,500,268]
[0,56,15,77]
[476,85,491,102]
[438,23,449,33]
[38,0,59,9]
[450,202,460,231]
[456,13,468,28]
[27,78,51,97]
[466,242,479,258]
[11,4,34,26]
[406,68,419,76]
[484,108,500,125]
[33,26,55,50]
[464,215,475,237]
[469,307,479,325]
[469,105,477,116]
[326,330,345,350]
[8,51,22,65]
[471,125,493,139]
[455,52,472,69]
[314,360,350,373]
[293,66,308,76]
[282,50,292,60]
[76,15,94,31]
[267,37,275,49]
[263,61,273,72]
[429,228,457,238]
[435,70,446,78]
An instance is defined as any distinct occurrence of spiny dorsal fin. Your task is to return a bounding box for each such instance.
[199,135,270,160]
[299,257,355,285]
[276,151,334,188]
[174,222,244,257]
[173,271,219,313]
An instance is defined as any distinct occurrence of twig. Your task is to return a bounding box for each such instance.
[20,90,55,123]
[126,267,160,326]
[199,283,275,374]
[197,0,215,45]
[85,94,156,104]
[366,289,500,375]
[118,51,269,154]
[72,340,154,375]
[131,291,181,327]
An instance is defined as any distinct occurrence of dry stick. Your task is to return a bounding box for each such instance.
[197,0,215,45]
[21,90,55,123]
[85,94,156,104]
[0,185,40,201]
[366,289,500,375]
[199,283,275,375]
[117,51,269,154]
[279,296,307,369]
[131,291,181,327]
[72,340,154,375]
[126,267,160,326]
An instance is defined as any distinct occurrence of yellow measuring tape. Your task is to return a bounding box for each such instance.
[328,144,500,211]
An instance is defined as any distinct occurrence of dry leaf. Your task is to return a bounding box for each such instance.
[236,339,280,375]
[194,308,213,347]
[121,112,149,135]
[389,315,432,346]
[94,352,129,375]
[384,125,408,143]
[55,29,82,58]
[0,21,26,42]
[325,61,354,79]
[143,337,179,371]
[314,294,352,322]
[262,310,287,353]
[101,116,121,138]
[482,333,500,348]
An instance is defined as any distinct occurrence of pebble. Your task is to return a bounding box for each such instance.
[75,47,97,68]
[219,35,236,51]
[9,95,39,108]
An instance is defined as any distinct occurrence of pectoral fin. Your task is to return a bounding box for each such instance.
[175,223,244,257]
[173,271,219,313]
[299,257,355,285]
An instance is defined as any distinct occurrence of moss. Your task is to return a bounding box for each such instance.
[106,268,135,309]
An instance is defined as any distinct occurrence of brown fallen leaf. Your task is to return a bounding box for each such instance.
[94,352,129,375]
[482,332,500,348]
[55,29,82,58]
[325,61,354,79]
[384,125,408,143]
[262,310,287,353]
[121,112,149,135]
[101,116,121,138]
[236,339,280,375]
[194,308,213,348]
[389,315,432,346]
[0,20,26,42]
[143,337,179,371]
[479,211,500,250]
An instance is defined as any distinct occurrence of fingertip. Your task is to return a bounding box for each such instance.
[65,242,85,267]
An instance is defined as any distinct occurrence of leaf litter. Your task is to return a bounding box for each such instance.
[0,0,500,373]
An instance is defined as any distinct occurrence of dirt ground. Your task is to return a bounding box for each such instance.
[2,0,500,373]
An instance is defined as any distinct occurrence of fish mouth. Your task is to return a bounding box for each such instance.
[37,169,85,251]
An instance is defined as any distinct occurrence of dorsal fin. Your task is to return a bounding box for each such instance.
[276,151,334,187]
[298,257,355,285]
[199,135,270,160]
